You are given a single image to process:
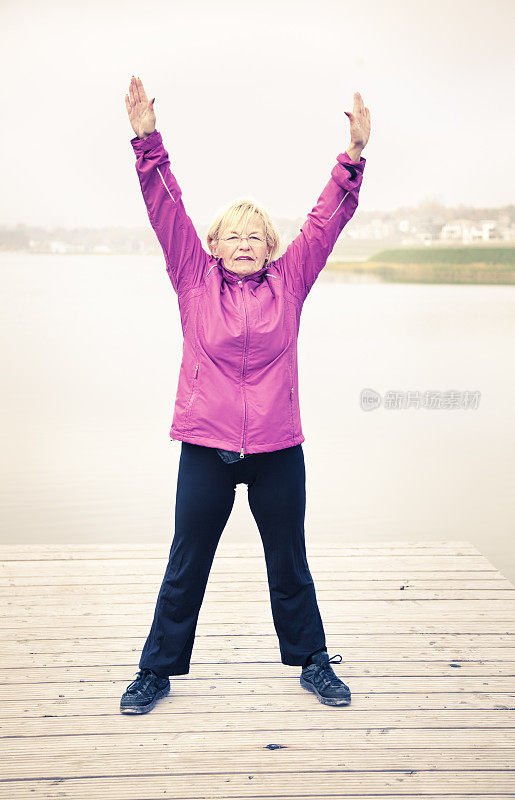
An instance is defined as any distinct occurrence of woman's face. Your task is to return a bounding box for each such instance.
[212,218,270,277]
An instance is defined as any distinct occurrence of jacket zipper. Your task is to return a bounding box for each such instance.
[239,280,248,458]
[287,307,295,436]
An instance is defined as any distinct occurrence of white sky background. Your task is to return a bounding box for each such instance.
[1,0,513,229]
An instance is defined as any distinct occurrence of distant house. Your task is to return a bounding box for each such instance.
[440,219,499,243]
[398,221,442,246]
[414,223,443,244]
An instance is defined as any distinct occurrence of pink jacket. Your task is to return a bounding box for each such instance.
[131,130,366,456]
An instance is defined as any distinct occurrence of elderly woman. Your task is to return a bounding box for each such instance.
[120,76,370,714]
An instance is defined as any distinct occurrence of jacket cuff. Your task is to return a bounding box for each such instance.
[339,150,366,166]
[331,150,366,190]
[130,129,162,154]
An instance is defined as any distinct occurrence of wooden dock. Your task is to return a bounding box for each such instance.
[0,539,514,799]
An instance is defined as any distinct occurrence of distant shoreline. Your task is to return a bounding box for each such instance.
[326,246,515,285]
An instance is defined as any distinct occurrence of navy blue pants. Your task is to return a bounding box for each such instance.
[139,442,327,677]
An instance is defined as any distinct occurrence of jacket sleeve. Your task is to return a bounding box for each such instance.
[273,151,366,302]
[131,129,209,295]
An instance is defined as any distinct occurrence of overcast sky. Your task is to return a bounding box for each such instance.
[1,0,513,229]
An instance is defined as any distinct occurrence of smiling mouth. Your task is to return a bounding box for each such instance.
[236,257,253,260]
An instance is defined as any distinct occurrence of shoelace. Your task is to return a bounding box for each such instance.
[310,654,344,690]
[126,668,155,694]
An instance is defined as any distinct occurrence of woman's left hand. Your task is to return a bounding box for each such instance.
[344,92,371,150]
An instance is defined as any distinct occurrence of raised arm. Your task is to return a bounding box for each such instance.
[125,77,209,296]
[274,92,370,302]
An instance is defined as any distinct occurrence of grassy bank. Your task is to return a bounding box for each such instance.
[328,246,515,284]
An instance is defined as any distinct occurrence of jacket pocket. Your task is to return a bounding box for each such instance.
[184,363,199,430]
[287,356,296,438]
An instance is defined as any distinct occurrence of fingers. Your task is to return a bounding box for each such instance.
[128,76,150,108]
[132,76,141,104]
[137,77,148,103]
[351,92,371,123]
[129,76,142,105]
[353,91,365,112]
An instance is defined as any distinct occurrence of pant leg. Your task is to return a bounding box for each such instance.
[245,444,326,666]
[139,442,236,677]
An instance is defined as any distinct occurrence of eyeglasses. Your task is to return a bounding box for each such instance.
[220,234,266,246]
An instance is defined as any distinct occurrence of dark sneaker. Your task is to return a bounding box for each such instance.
[120,668,170,714]
[300,652,351,706]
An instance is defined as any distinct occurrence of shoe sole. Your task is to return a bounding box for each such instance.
[120,684,170,714]
[300,675,351,706]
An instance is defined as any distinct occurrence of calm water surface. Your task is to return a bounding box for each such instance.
[2,253,515,581]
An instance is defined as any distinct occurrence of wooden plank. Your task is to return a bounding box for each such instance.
[0,555,496,576]
[3,795,513,800]
[0,544,482,561]
[1,729,514,752]
[0,541,481,559]
[0,546,484,560]
[0,662,514,686]
[1,676,514,701]
[3,693,515,719]
[1,771,514,799]
[4,589,515,605]
[2,632,514,650]
[2,602,514,624]
[2,747,515,779]
[1,570,505,587]
[2,710,515,739]
[2,584,515,614]
[2,647,515,670]
[2,641,514,659]
[1,577,511,594]
[0,540,480,557]
[4,620,515,636]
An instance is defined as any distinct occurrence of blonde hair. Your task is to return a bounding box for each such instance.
[206,198,281,262]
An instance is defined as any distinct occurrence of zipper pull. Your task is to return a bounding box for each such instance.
[291,387,294,397]
[194,364,199,378]
[240,446,244,459]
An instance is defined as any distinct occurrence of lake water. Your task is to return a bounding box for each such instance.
[2,253,515,582]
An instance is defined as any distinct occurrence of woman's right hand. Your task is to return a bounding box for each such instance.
[125,76,156,139]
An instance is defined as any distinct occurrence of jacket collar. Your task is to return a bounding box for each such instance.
[218,258,268,285]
